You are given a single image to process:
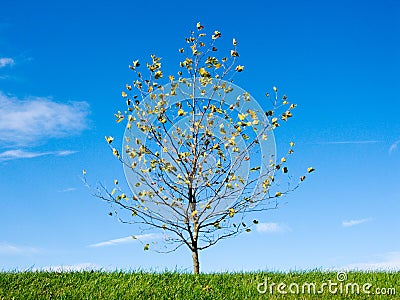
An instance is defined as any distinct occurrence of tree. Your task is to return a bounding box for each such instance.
[84,23,313,274]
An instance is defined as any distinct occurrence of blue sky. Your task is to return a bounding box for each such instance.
[1,0,399,272]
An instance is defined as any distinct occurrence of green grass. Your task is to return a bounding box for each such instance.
[0,270,399,299]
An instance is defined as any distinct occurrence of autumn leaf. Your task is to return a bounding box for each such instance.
[121,91,127,98]
[212,31,221,39]
[199,68,211,78]
[112,148,120,158]
[154,70,163,79]
[237,113,247,121]
[229,208,235,217]
[196,22,204,30]
[105,136,114,144]
[133,60,140,67]
[307,167,315,173]
[230,50,239,57]
[235,65,244,72]
[144,244,149,251]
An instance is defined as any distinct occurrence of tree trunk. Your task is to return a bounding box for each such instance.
[192,247,200,274]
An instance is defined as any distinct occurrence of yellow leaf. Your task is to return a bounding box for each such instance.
[191,210,198,216]
[114,179,118,185]
[178,108,186,116]
[307,167,315,173]
[82,169,86,175]
[281,157,286,163]
[121,91,127,98]
[238,113,247,121]
[154,70,163,79]
[289,141,295,147]
[275,192,282,197]
[235,65,244,72]
[300,175,306,181]
[212,31,221,39]
[196,22,204,30]
[105,136,114,144]
[229,208,235,217]
[133,60,140,67]
[232,38,237,46]
[199,67,211,78]
[273,86,278,92]
[112,148,120,157]
[144,244,149,251]
[230,50,239,57]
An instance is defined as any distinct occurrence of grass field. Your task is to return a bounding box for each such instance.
[0,270,399,299]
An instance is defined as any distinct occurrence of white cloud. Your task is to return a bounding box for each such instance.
[89,234,160,248]
[389,140,400,155]
[0,92,90,145]
[0,57,14,68]
[256,222,290,234]
[342,218,371,227]
[59,187,77,193]
[36,263,99,272]
[341,252,400,271]
[0,149,77,161]
[0,242,40,255]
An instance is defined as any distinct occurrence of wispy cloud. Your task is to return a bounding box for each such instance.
[0,92,90,146]
[35,263,99,272]
[59,187,77,193]
[0,242,41,255]
[89,234,160,248]
[0,57,14,68]
[0,149,77,161]
[341,252,400,271]
[317,140,381,145]
[256,222,290,234]
[342,218,371,227]
[389,140,400,155]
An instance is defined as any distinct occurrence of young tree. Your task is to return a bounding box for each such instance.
[86,23,313,274]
